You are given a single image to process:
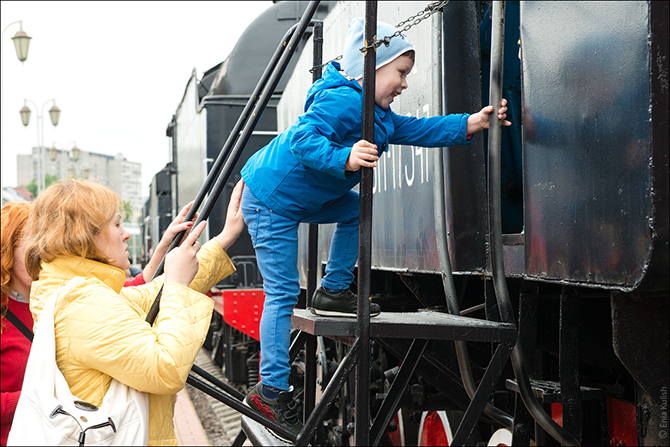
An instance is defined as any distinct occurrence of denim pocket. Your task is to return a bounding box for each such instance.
[241,188,261,247]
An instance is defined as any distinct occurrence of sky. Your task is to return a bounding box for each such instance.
[1,1,274,194]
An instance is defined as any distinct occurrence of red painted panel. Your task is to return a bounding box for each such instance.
[608,396,637,446]
[221,289,265,341]
[551,402,564,427]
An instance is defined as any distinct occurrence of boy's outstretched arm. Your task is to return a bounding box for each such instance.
[466,98,512,135]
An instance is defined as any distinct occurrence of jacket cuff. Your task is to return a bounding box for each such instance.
[3,391,20,421]
[462,113,473,145]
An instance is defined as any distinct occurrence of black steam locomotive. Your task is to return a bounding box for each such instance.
[142,1,668,445]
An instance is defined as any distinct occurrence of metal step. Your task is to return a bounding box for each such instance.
[292,309,516,343]
[240,415,294,446]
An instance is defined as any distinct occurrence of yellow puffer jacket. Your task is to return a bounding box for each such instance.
[29,239,234,446]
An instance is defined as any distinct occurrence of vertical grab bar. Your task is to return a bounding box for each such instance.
[355,2,377,445]
[486,2,579,445]
[303,18,324,429]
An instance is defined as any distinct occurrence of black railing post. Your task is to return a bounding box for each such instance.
[304,18,323,428]
[355,2,377,445]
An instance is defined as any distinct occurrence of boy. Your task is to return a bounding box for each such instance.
[240,17,510,439]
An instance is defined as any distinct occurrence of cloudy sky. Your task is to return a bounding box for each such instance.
[1,1,273,194]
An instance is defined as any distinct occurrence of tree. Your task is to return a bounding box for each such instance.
[25,179,37,197]
[23,174,60,197]
[122,200,133,223]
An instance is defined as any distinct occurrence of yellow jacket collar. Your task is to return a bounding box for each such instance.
[39,255,127,293]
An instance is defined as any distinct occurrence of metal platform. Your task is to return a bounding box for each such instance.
[292,309,517,343]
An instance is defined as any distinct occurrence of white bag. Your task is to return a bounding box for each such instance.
[7,280,149,446]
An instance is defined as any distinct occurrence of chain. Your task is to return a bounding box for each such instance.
[310,54,342,74]
[310,0,450,73]
[361,0,450,52]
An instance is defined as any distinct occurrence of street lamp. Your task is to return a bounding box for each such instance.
[2,20,32,187]
[71,144,80,161]
[50,141,83,179]
[4,20,32,63]
[20,99,61,194]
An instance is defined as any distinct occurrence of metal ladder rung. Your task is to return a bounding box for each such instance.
[292,309,516,343]
[241,415,295,446]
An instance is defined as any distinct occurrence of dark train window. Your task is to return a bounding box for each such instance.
[479,1,524,234]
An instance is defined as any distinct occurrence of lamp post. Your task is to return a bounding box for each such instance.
[20,99,61,194]
[2,20,32,186]
[50,141,87,179]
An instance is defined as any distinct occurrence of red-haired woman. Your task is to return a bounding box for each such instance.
[0,202,33,446]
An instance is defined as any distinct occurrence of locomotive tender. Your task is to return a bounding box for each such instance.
[143,1,668,445]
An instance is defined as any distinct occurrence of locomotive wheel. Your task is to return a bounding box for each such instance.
[417,410,482,446]
[487,428,513,446]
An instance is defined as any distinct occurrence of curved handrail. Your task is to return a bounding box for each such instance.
[486,2,579,445]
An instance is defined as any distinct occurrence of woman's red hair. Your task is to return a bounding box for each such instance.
[1,202,33,324]
[24,178,122,281]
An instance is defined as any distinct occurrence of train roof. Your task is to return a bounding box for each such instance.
[206,1,336,97]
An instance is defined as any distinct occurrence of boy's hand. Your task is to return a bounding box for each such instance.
[345,140,379,172]
[466,98,512,135]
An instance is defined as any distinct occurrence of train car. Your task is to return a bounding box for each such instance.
[147,1,668,445]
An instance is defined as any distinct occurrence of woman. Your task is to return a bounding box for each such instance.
[23,178,245,446]
[0,202,33,446]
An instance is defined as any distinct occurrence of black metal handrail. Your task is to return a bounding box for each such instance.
[486,2,579,445]
[354,2,378,446]
[303,17,323,431]
[146,1,321,325]
[432,1,515,430]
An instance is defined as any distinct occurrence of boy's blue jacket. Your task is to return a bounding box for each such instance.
[241,62,471,221]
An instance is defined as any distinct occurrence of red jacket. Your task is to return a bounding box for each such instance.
[0,295,33,446]
[123,272,146,287]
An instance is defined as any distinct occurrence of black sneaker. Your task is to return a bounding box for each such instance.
[311,286,381,317]
[244,382,303,442]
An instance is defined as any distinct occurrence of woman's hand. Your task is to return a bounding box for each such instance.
[142,201,198,281]
[216,180,246,251]
[164,220,207,286]
[345,140,379,172]
[466,98,512,135]
[164,201,198,246]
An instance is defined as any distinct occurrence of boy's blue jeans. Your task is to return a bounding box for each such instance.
[241,186,359,391]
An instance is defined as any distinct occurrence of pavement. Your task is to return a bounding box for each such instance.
[174,387,211,446]
[173,349,250,446]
